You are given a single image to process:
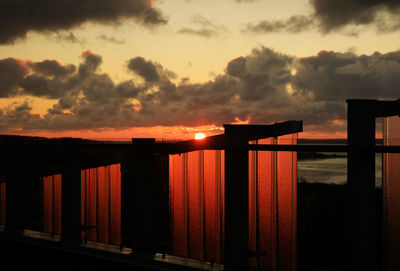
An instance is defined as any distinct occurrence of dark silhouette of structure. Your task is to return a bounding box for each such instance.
[0,121,302,271]
[1,98,400,270]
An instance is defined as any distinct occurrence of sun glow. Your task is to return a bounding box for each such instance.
[194,133,206,140]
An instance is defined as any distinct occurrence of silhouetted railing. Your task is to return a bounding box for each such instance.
[2,102,400,271]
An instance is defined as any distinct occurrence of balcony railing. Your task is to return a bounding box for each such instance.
[1,99,400,271]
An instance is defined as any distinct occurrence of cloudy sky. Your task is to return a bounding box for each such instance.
[1,0,400,139]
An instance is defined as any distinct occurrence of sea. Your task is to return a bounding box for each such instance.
[297,153,383,187]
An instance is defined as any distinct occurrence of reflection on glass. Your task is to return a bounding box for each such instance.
[249,135,297,271]
[383,116,400,269]
[81,164,121,245]
[42,174,62,236]
[39,164,121,244]
[169,134,297,271]
[277,134,297,271]
[169,150,225,262]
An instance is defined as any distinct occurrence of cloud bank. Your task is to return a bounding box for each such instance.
[0,0,167,44]
[1,47,400,135]
[244,0,400,34]
[177,15,229,38]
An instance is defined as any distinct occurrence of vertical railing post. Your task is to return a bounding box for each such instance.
[347,99,400,270]
[224,125,249,271]
[347,101,377,270]
[121,155,134,247]
[4,139,28,234]
[60,139,82,243]
[131,138,156,255]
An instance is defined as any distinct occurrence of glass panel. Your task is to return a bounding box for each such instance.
[169,153,188,257]
[187,151,204,260]
[249,138,275,270]
[383,116,400,269]
[277,134,297,271]
[169,150,224,262]
[108,164,121,245]
[169,134,297,271]
[42,174,62,236]
[204,150,224,263]
[249,135,297,271]
[81,164,121,245]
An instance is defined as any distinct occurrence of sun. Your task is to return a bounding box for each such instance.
[194,133,206,140]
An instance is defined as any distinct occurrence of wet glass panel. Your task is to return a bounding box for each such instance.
[248,136,297,271]
[97,166,109,243]
[42,174,62,235]
[277,134,297,271]
[168,135,297,270]
[383,116,400,269]
[81,164,121,245]
[204,150,224,263]
[248,140,258,268]
[170,150,225,263]
[108,164,121,245]
[187,151,204,260]
[256,138,275,270]
[169,153,188,257]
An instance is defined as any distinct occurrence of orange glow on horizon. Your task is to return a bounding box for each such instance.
[194,133,206,140]
[13,125,224,141]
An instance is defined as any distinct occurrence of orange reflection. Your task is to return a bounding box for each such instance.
[384,116,400,268]
[81,164,121,245]
[42,174,62,235]
[169,135,297,270]
[40,164,121,245]
[169,150,224,262]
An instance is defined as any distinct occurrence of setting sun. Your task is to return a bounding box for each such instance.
[194,133,206,140]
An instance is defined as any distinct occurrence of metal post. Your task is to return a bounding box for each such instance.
[347,99,400,270]
[347,101,377,270]
[121,155,134,248]
[4,140,26,234]
[131,138,156,255]
[61,140,82,243]
[224,126,249,271]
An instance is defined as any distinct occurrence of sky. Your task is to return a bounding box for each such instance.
[1,0,400,140]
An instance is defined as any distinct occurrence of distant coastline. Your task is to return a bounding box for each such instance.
[298,151,346,160]
[297,138,382,161]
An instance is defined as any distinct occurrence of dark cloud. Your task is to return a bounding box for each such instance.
[78,51,103,78]
[127,56,176,84]
[20,75,65,99]
[28,60,76,78]
[244,0,400,34]
[177,14,229,38]
[244,15,315,34]
[0,58,29,97]
[0,0,167,44]
[128,57,161,83]
[96,35,125,44]
[292,50,400,101]
[1,48,400,135]
[309,0,400,32]
[178,28,220,38]
[55,32,82,44]
[226,48,293,101]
